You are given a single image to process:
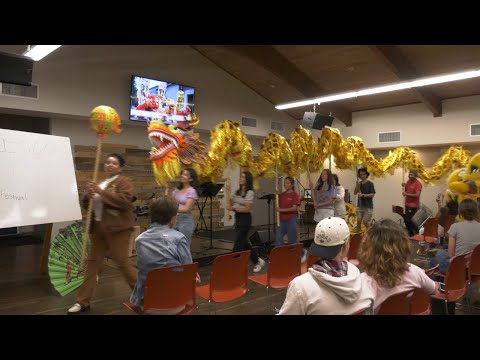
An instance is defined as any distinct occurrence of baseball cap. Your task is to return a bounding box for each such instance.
[308,217,350,259]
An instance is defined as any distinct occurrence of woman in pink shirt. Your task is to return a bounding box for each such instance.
[171,168,199,250]
[358,218,440,314]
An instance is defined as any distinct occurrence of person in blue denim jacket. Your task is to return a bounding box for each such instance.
[130,195,200,310]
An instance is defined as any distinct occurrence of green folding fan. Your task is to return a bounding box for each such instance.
[48,222,89,296]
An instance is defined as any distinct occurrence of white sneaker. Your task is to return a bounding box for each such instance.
[301,251,307,264]
[253,258,266,273]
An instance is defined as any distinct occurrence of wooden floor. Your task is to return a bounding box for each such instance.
[1,222,479,315]
[0,242,292,315]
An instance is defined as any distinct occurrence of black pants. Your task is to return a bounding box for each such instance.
[233,213,259,264]
[404,206,419,236]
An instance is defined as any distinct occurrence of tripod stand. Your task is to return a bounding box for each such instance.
[195,182,224,251]
[258,193,276,243]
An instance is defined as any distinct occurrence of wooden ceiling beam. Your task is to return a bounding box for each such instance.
[368,45,442,117]
[222,45,352,126]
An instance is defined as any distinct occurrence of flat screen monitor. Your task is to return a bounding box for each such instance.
[129,75,195,123]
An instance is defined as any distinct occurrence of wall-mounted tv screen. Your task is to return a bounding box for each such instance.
[129,75,195,123]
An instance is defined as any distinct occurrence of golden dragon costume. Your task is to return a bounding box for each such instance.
[148,115,471,186]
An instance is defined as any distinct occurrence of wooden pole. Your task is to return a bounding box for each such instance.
[275,166,280,226]
[402,163,406,210]
[39,223,53,274]
[79,138,103,268]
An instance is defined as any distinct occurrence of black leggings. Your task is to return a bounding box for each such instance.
[233,213,259,264]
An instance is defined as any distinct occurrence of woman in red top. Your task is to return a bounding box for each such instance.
[276,177,301,247]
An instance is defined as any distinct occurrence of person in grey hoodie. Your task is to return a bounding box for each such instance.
[278,217,374,315]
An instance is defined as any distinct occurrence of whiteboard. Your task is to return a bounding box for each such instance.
[0,129,82,228]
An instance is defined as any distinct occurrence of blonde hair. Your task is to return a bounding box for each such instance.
[358,218,411,288]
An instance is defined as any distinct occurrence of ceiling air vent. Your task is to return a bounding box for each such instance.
[271,121,285,131]
[470,124,480,136]
[241,117,257,127]
[0,82,38,99]
[378,131,401,143]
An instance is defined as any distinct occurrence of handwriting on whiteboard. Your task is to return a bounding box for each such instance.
[0,188,28,201]
[0,137,49,155]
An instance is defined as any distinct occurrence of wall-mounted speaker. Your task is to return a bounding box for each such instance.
[0,51,33,86]
[302,112,334,130]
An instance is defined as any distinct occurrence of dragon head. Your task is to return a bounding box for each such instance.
[148,115,206,185]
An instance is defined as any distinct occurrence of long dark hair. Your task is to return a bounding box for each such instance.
[316,169,334,191]
[332,174,340,186]
[236,171,254,197]
[177,168,199,195]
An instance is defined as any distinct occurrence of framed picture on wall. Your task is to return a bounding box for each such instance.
[304,189,312,199]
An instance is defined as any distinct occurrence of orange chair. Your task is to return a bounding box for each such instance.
[430,254,467,315]
[351,306,372,315]
[196,250,250,314]
[467,244,480,312]
[392,205,405,226]
[347,232,363,267]
[301,255,319,274]
[410,218,439,243]
[124,262,199,315]
[248,243,303,311]
[442,215,456,235]
[377,290,412,315]
[411,288,432,315]
[424,264,439,278]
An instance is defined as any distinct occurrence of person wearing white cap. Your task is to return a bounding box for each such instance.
[278,217,374,315]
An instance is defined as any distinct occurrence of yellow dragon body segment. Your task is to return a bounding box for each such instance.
[147,117,471,185]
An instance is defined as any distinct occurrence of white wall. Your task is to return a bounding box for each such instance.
[0,45,298,136]
[337,95,480,148]
[328,96,480,223]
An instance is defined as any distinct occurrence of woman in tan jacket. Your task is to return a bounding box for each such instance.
[68,153,137,314]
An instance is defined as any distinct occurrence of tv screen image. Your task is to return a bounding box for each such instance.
[129,75,195,123]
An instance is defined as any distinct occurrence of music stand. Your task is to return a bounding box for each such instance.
[195,182,224,250]
[258,193,276,244]
[296,180,312,240]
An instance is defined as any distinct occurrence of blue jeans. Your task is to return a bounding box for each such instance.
[429,249,450,274]
[275,217,298,246]
[174,213,194,248]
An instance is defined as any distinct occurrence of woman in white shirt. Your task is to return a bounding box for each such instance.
[226,171,265,273]
[333,174,346,219]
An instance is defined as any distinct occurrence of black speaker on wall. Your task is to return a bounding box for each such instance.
[302,112,334,130]
[0,51,34,86]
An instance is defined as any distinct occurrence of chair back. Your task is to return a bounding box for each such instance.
[301,255,319,274]
[424,264,439,278]
[410,288,432,315]
[422,218,439,238]
[348,233,363,261]
[468,244,480,283]
[444,254,467,302]
[442,215,456,234]
[209,250,250,303]
[392,205,404,216]
[377,290,412,315]
[144,262,198,315]
[351,307,371,315]
[267,243,303,289]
